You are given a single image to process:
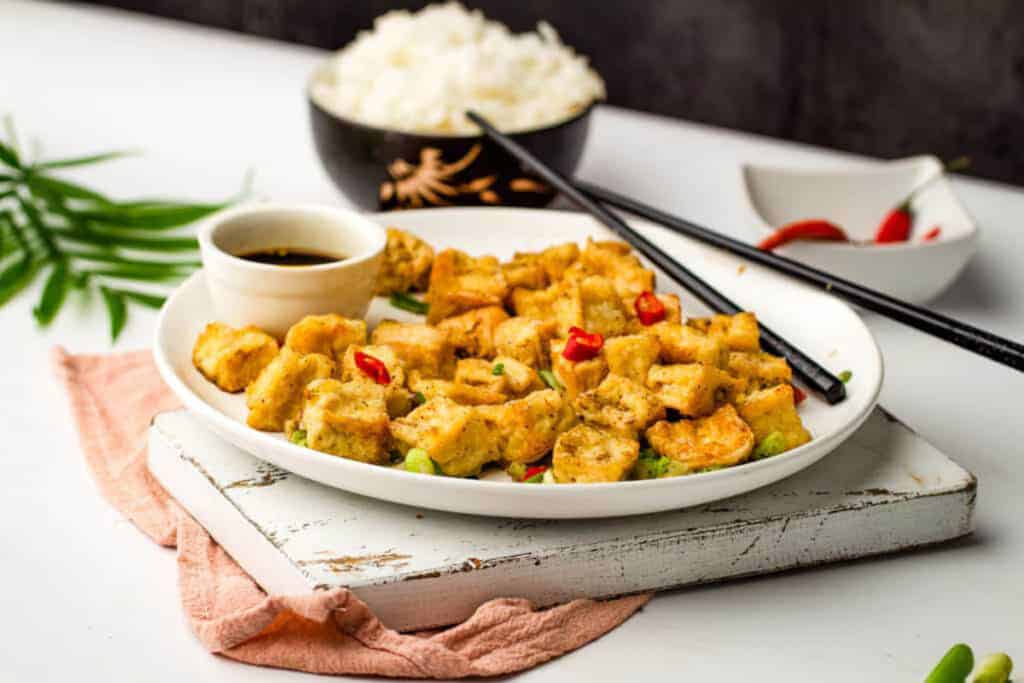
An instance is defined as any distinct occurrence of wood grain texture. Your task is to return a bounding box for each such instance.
[149,407,975,631]
[73,0,1024,185]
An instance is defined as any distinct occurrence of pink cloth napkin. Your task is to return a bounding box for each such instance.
[52,346,650,678]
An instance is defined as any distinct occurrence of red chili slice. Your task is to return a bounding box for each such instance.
[875,207,913,243]
[522,465,548,483]
[563,326,604,362]
[758,219,848,251]
[634,291,666,326]
[354,351,390,385]
[793,385,807,405]
[923,226,941,242]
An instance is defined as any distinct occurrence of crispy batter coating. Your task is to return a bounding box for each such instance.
[298,379,390,464]
[737,384,811,451]
[390,398,500,477]
[649,322,728,367]
[374,227,434,295]
[455,357,542,399]
[646,362,732,418]
[645,404,755,473]
[574,374,665,435]
[479,389,577,464]
[370,320,455,379]
[552,423,639,483]
[493,317,556,369]
[192,322,279,393]
[550,338,609,401]
[604,333,661,384]
[426,249,508,323]
[435,306,509,359]
[341,344,414,418]
[246,348,335,431]
[688,312,760,352]
[284,314,367,364]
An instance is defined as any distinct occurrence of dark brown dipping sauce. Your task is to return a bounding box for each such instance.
[236,248,344,267]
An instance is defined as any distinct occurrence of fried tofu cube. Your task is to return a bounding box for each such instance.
[535,242,580,281]
[192,322,279,393]
[605,334,661,383]
[341,344,414,417]
[435,306,509,359]
[737,384,811,451]
[512,280,584,337]
[246,348,335,431]
[501,254,548,291]
[479,389,577,464]
[574,375,665,435]
[298,379,390,464]
[726,351,792,394]
[408,377,506,406]
[552,424,639,483]
[650,322,728,367]
[579,275,631,338]
[390,398,499,477]
[646,363,731,417]
[426,249,508,323]
[374,227,434,295]
[370,320,454,378]
[454,357,542,398]
[688,312,760,352]
[494,317,556,368]
[284,314,367,364]
[645,404,755,474]
[551,338,609,400]
[579,239,655,300]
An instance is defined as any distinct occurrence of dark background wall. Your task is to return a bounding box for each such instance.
[76,0,1024,185]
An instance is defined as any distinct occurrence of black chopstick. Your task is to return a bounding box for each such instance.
[466,111,847,404]
[576,180,1024,373]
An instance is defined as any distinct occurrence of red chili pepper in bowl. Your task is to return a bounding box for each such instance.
[793,385,807,405]
[875,202,913,243]
[634,291,666,326]
[923,226,941,242]
[354,351,390,385]
[757,219,848,251]
[562,326,604,361]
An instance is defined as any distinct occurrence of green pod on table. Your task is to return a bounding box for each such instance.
[925,644,974,683]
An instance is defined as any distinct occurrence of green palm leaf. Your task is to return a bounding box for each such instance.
[99,286,127,340]
[33,259,70,325]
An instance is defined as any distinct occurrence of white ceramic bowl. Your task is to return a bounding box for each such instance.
[741,155,978,303]
[197,203,386,337]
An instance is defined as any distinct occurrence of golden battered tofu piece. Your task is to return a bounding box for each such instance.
[435,306,509,359]
[297,379,390,464]
[551,338,609,400]
[390,398,500,477]
[726,351,792,394]
[646,363,732,417]
[535,241,580,281]
[425,249,508,323]
[574,375,665,435]
[626,293,682,332]
[650,322,728,367]
[579,239,655,300]
[455,357,542,398]
[192,322,279,393]
[493,317,556,368]
[246,348,334,431]
[408,377,506,406]
[341,344,414,418]
[512,280,584,337]
[374,227,434,295]
[645,404,755,474]
[284,314,367,364]
[579,275,631,338]
[501,253,548,291]
[479,389,577,464]
[604,334,661,383]
[737,384,811,451]
[370,320,454,378]
[552,423,639,483]
[688,312,760,352]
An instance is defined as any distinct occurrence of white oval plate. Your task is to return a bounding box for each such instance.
[154,207,883,519]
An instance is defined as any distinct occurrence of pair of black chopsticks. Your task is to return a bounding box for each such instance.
[466,111,1024,405]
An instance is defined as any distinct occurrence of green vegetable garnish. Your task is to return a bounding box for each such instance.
[971,653,1013,683]
[633,448,670,479]
[925,644,974,683]
[838,369,853,383]
[538,369,563,391]
[0,118,238,340]
[413,391,426,406]
[289,429,308,448]
[506,463,527,480]
[492,362,505,376]
[523,471,545,484]
[404,447,439,475]
[389,291,429,315]
[753,431,787,459]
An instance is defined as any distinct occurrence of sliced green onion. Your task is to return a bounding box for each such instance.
[492,362,505,376]
[404,447,439,475]
[523,471,545,484]
[971,653,1013,683]
[389,292,429,315]
[413,391,426,406]
[539,369,563,391]
[753,431,787,459]
[838,369,853,383]
[289,429,308,448]
[925,644,974,683]
[633,449,670,479]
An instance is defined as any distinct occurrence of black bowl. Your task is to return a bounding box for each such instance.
[308,94,594,211]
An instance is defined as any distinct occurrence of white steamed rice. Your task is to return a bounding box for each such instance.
[310,2,606,135]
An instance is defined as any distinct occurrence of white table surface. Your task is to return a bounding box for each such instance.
[2,2,1022,680]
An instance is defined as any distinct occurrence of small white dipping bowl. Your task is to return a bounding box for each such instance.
[197,203,386,337]
[741,155,978,303]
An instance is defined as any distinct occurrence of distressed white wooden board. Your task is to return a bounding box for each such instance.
[149,407,975,632]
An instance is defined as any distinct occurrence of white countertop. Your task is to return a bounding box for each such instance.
[2,2,1022,680]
